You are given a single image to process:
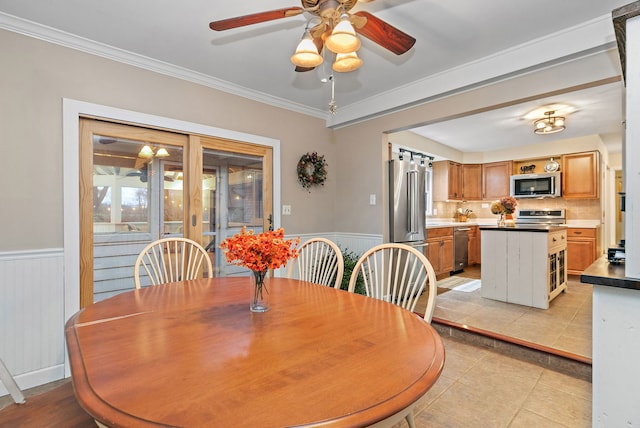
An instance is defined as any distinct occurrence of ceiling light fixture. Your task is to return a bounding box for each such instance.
[332,51,362,73]
[139,145,154,158]
[155,148,170,157]
[396,148,434,166]
[534,111,566,135]
[291,28,323,68]
[325,13,361,54]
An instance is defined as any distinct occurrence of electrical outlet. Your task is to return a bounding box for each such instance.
[482,203,489,208]
[433,208,437,215]
[369,194,376,205]
[282,205,291,215]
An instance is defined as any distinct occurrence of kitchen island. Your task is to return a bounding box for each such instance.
[480,225,568,309]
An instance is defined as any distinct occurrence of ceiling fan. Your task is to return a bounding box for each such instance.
[209,0,416,73]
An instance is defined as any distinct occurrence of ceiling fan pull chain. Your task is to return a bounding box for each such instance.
[328,74,337,114]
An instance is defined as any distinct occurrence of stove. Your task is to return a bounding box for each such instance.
[516,209,566,225]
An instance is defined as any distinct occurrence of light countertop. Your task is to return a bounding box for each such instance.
[426,218,601,228]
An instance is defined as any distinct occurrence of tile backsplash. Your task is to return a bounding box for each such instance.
[433,198,600,221]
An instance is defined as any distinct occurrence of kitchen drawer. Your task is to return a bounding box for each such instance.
[567,228,597,238]
[548,230,567,252]
[426,227,453,238]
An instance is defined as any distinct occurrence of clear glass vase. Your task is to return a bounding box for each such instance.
[250,270,270,313]
[504,213,516,227]
[497,213,505,227]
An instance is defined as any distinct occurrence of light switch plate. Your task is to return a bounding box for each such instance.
[369,194,376,205]
[282,205,291,215]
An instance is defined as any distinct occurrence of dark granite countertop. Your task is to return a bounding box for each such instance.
[479,225,567,233]
[581,256,640,291]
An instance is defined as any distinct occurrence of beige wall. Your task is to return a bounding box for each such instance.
[0,29,338,251]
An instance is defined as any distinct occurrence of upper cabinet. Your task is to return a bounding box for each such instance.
[482,161,512,200]
[462,164,482,200]
[433,161,461,200]
[434,160,510,201]
[433,161,482,201]
[562,151,600,199]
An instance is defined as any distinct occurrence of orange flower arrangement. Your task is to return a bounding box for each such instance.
[219,227,300,272]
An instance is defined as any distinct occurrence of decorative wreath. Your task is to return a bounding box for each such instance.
[297,152,327,191]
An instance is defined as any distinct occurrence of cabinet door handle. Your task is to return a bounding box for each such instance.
[574,231,582,235]
[552,237,557,242]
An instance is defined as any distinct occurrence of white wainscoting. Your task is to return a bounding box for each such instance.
[286,232,382,257]
[277,232,383,278]
[0,249,65,397]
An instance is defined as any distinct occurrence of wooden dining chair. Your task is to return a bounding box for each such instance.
[347,242,437,428]
[286,237,344,288]
[347,242,437,321]
[134,237,213,288]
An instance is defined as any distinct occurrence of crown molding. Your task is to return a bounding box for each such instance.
[0,12,328,121]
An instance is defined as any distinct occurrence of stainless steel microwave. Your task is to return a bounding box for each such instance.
[510,172,561,198]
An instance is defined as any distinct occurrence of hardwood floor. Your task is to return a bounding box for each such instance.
[0,380,95,427]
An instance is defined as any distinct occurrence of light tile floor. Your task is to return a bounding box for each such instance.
[429,268,592,359]
[405,335,592,428]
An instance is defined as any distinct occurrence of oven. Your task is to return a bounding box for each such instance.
[516,209,566,226]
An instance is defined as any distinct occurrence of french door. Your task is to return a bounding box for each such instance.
[79,119,273,306]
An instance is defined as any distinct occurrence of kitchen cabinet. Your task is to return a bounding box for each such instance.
[480,227,567,309]
[462,164,482,200]
[482,161,512,200]
[432,161,482,200]
[425,227,454,276]
[562,151,599,199]
[432,161,462,200]
[468,226,480,265]
[567,227,599,275]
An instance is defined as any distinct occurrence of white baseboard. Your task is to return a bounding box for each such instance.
[0,364,66,398]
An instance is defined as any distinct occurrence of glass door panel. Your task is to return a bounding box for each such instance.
[91,133,184,302]
[201,148,264,277]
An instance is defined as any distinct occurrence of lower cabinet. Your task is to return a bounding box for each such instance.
[425,227,454,276]
[567,227,599,275]
[468,226,480,265]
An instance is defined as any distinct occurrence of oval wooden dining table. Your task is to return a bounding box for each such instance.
[65,277,445,427]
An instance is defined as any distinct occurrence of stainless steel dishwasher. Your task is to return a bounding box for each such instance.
[453,227,470,273]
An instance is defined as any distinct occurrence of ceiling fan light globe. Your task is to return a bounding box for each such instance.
[291,38,324,67]
[326,16,361,53]
[139,145,154,158]
[156,148,170,157]
[326,34,360,53]
[554,117,565,127]
[332,51,362,72]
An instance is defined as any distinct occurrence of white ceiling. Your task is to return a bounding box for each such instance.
[0,0,629,152]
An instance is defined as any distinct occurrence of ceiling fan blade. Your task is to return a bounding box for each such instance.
[352,11,416,55]
[209,7,304,31]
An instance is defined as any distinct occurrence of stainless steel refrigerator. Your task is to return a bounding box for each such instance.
[388,159,426,247]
